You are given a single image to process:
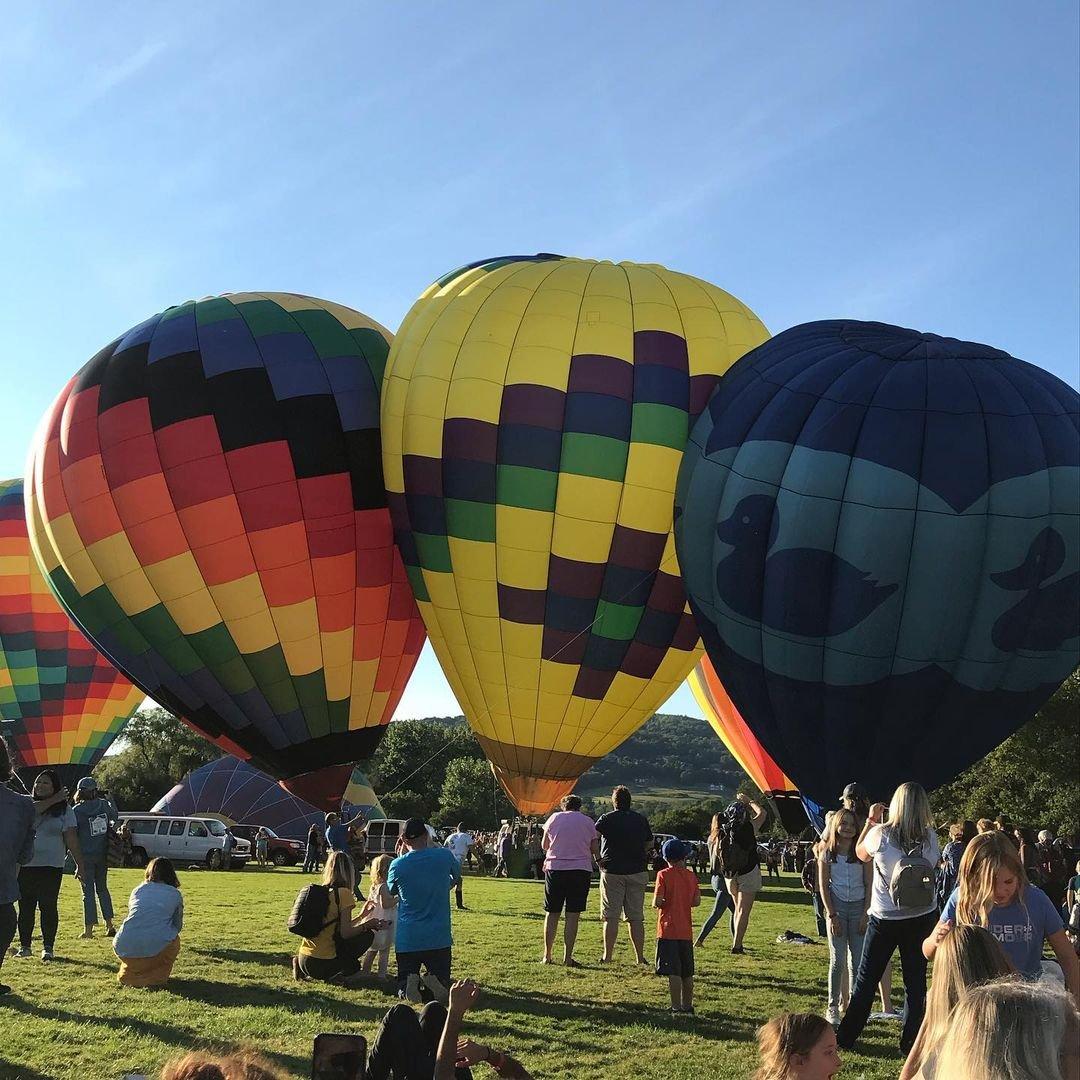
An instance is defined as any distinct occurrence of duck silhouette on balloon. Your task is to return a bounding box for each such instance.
[991,527,1079,653]
[714,494,898,637]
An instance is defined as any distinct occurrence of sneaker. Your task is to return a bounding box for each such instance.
[13,947,30,959]
[0,984,10,996]
[404,973,423,1004]
[422,973,450,1007]
[41,950,54,963]
[105,926,117,938]
[825,1006,841,1026]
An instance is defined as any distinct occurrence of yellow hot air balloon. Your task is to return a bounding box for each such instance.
[382,254,768,813]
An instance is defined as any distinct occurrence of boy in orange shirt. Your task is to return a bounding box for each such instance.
[653,838,701,1015]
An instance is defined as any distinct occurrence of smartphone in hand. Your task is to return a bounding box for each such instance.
[312,1033,366,1080]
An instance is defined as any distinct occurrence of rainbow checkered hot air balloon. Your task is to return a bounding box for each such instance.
[382,254,768,814]
[26,293,425,810]
[1,478,144,790]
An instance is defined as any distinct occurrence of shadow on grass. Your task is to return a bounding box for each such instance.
[191,947,289,968]
[167,977,390,1024]
[0,995,195,1047]
[42,955,116,971]
[477,985,760,1044]
[720,972,823,1002]
[0,1057,55,1080]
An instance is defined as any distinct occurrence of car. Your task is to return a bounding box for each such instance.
[119,813,251,869]
[230,825,306,867]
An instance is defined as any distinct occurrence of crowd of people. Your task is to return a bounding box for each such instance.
[3,729,1080,1078]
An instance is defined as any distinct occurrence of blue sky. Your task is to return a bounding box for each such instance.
[1,3,1076,721]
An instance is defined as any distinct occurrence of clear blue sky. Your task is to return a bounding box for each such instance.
[1,3,1076,722]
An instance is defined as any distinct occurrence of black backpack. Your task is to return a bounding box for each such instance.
[287,884,335,938]
[717,805,757,877]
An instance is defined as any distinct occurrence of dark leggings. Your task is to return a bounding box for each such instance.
[18,866,64,951]
[367,1002,472,1080]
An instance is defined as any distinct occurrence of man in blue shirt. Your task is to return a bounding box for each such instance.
[325,810,366,898]
[387,817,460,1005]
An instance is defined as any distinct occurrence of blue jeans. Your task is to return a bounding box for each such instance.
[826,898,866,1011]
[81,856,114,926]
[695,876,735,944]
[836,909,938,1053]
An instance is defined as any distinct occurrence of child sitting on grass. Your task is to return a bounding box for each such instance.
[653,838,700,1016]
[361,854,398,978]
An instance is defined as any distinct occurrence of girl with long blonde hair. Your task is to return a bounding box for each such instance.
[923,830,1078,1006]
[818,808,872,1025]
[360,853,397,977]
[753,1012,841,1079]
[899,924,1013,1080]
[293,851,387,984]
[835,783,941,1056]
[932,977,1079,1080]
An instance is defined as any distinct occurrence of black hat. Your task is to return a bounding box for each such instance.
[403,817,428,840]
[840,782,868,801]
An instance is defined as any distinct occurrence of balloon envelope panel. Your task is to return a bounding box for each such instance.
[26,293,425,786]
[341,765,386,820]
[383,255,768,812]
[0,478,143,778]
[688,657,795,795]
[676,320,1080,807]
[152,755,329,841]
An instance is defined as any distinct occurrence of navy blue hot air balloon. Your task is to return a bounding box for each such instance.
[674,320,1080,809]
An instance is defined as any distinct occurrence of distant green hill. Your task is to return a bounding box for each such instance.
[400,711,744,799]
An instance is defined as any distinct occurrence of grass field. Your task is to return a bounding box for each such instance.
[1,867,909,1080]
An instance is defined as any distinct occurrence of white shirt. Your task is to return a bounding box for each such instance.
[865,824,940,920]
[445,832,472,861]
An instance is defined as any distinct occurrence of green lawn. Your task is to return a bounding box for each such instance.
[1,868,907,1080]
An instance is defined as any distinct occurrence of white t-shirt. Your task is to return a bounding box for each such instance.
[445,832,472,862]
[865,823,940,920]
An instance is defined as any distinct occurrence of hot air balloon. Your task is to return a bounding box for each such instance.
[687,656,808,832]
[676,320,1080,809]
[1,477,144,791]
[382,254,768,813]
[151,755,328,841]
[26,293,426,810]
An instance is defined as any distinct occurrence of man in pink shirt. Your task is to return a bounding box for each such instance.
[540,794,599,967]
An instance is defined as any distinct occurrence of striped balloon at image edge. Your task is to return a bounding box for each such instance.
[0,477,144,790]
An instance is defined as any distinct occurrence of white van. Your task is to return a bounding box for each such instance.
[120,813,250,869]
[363,819,404,860]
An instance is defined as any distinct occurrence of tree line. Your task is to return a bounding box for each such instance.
[88,674,1077,838]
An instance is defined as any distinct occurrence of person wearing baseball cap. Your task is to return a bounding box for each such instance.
[840,783,870,822]
[653,838,701,1015]
[386,817,461,1006]
[72,776,118,939]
